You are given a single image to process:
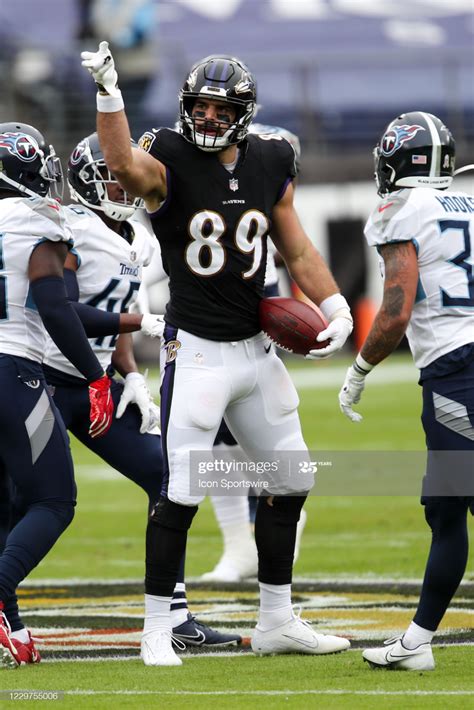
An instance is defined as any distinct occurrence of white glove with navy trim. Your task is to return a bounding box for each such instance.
[116,372,160,434]
[338,365,367,423]
[81,41,120,97]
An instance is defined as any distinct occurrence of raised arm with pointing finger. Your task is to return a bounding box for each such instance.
[81,41,167,212]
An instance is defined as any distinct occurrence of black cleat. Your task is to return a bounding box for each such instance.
[172,613,241,648]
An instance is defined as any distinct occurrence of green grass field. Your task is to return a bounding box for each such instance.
[2,355,473,708]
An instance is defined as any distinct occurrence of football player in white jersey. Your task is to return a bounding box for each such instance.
[339,111,474,671]
[0,122,115,667]
[1,133,243,661]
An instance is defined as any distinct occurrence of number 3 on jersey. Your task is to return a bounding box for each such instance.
[439,219,474,307]
[185,209,269,278]
[0,232,6,320]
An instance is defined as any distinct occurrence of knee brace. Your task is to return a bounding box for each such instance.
[149,497,198,532]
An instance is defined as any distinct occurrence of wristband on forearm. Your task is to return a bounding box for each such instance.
[354,353,374,375]
[96,91,124,113]
[319,293,353,323]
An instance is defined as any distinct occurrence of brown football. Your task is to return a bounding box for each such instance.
[259,297,330,356]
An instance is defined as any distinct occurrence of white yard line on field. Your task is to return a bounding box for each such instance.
[39,641,474,666]
[290,361,417,389]
[21,575,474,587]
[61,689,474,697]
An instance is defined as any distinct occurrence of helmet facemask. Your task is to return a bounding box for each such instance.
[39,145,64,200]
[373,146,396,197]
[180,95,256,152]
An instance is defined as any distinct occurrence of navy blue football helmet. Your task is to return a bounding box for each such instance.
[374,111,455,196]
[68,133,142,221]
[0,122,63,199]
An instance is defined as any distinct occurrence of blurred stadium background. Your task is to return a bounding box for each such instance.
[1,0,473,349]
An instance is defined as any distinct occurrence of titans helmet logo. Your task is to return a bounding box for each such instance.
[70,140,87,165]
[381,125,425,157]
[0,132,40,162]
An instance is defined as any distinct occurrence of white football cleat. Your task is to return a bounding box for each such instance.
[293,508,307,564]
[140,629,183,666]
[200,543,258,583]
[362,636,435,671]
[251,614,350,656]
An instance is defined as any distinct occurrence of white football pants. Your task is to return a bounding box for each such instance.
[160,327,312,506]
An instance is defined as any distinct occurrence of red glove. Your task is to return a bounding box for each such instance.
[88,374,114,438]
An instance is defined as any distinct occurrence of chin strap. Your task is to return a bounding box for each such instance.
[0,172,43,199]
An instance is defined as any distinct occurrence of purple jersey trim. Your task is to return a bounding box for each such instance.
[160,323,178,497]
[277,176,293,202]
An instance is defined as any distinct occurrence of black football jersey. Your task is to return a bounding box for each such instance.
[139,128,296,341]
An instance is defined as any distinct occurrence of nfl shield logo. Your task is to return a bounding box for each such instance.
[229,178,239,192]
[130,251,137,262]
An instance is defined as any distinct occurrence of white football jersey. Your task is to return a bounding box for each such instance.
[0,195,73,363]
[365,187,474,369]
[44,206,156,378]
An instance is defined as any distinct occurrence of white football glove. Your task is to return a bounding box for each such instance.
[338,365,367,423]
[306,316,353,360]
[140,313,165,338]
[116,372,160,435]
[81,40,120,98]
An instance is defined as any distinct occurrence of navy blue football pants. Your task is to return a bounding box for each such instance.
[52,377,164,503]
[0,372,183,630]
[0,355,75,604]
[415,361,474,630]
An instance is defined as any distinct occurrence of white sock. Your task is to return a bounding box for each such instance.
[258,583,292,631]
[143,594,172,634]
[402,621,435,649]
[11,628,29,644]
[211,443,255,551]
[170,582,189,627]
[210,495,255,553]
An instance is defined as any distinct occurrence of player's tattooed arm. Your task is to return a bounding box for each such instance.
[360,241,418,366]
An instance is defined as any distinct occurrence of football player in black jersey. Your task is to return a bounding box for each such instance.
[82,42,353,666]
[203,123,306,584]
